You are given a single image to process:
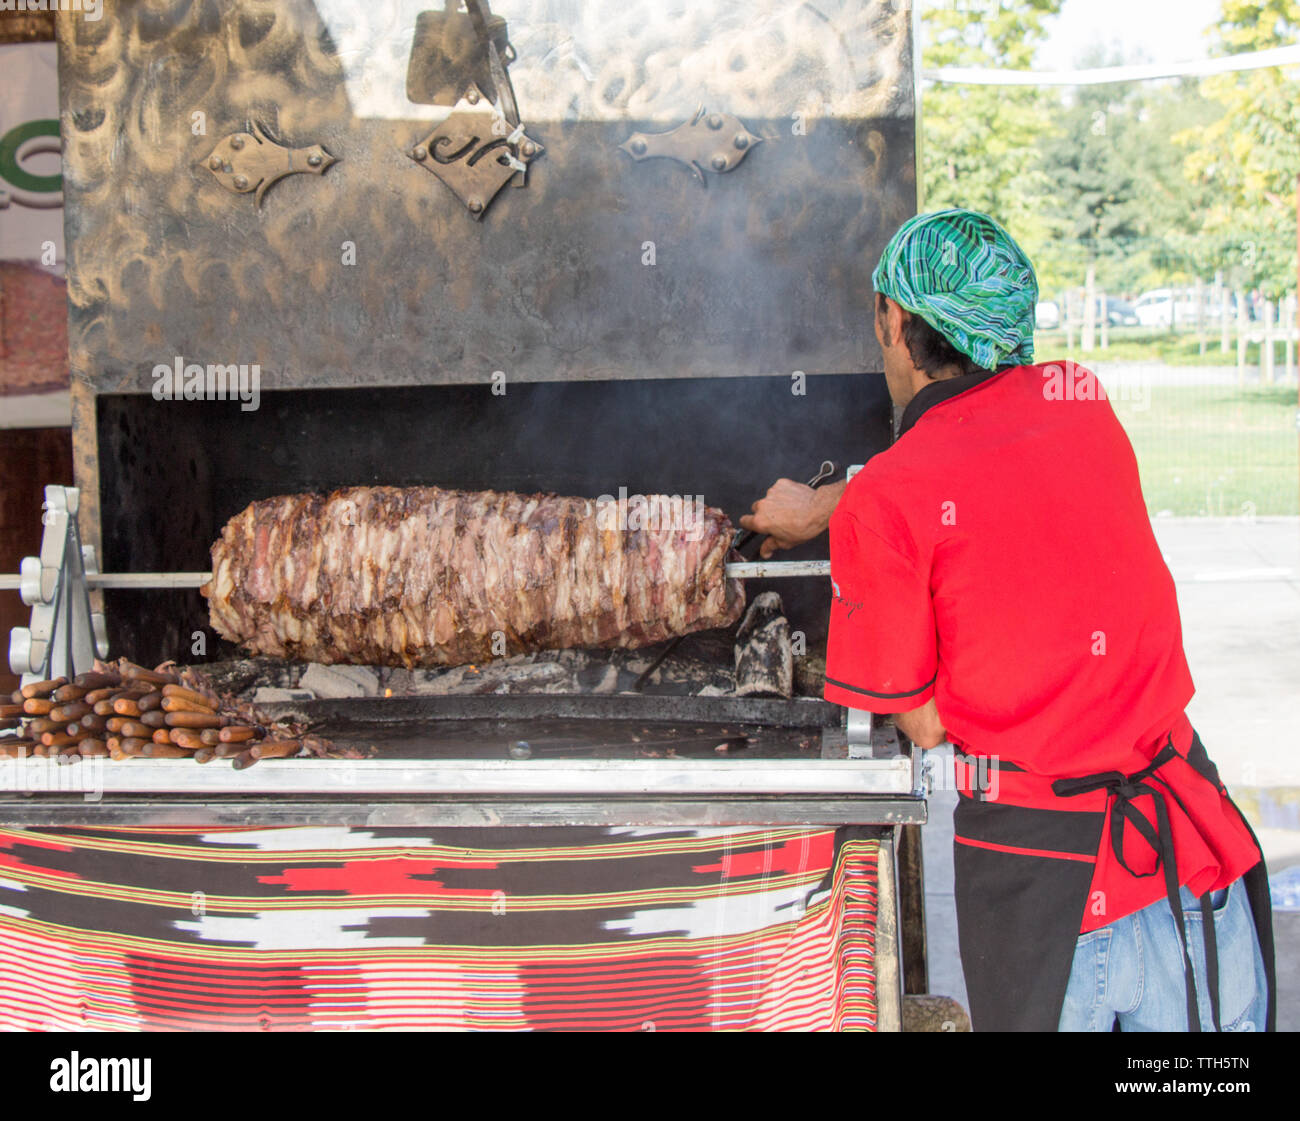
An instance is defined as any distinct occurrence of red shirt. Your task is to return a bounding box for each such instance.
[824,361,1260,932]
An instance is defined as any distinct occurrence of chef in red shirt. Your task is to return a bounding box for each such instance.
[741,208,1274,1032]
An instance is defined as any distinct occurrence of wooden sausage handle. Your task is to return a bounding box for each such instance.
[73,671,120,691]
[161,695,216,715]
[20,677,67,700]
[162,684,220,709]
[251,740,301,760]
[136,691,164,713]
[125,666,180,686]
[164,711,221,729]
[144,743,189,758]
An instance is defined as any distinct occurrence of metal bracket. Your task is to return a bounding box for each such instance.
[203,122,338,209]
[8,486,110,683]
[619,105,762,185]
[408,84,543,219]
[821,705,875,759]
[846,706,874,758]
[821,709,926,803]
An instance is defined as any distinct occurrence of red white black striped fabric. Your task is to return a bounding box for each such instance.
[0,825,880,1031]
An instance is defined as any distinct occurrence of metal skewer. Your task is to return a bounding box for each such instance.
[0,572,212,591]
[3,483,836,681]
[633,461,838,692]
[0,565,829,591]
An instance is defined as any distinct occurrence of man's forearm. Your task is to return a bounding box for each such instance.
[739,477,848,557]
[810,479,848,535]
[893,698,947,750]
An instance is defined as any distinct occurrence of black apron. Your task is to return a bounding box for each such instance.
[952,730,1276,1032]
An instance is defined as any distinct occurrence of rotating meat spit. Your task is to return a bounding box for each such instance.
[3,485,834,683]
[1,483,914,822]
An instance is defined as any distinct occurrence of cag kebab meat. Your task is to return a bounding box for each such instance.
[203,486,745,667]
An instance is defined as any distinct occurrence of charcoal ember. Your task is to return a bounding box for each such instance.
[203,486,744,668]
[185,657,297,700]
[793,653,827,697]
[733,591,793,699]
[383,647,734,697]
[299,664,379,698]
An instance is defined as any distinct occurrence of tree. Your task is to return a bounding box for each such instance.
[920,0,1067,265]
[1176,0,1300,298]
[1120,80,1224,292]
[1035,47,1145,294]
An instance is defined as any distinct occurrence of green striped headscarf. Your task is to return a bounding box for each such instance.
[872,208,1039,370]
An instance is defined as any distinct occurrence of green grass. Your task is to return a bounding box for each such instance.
[1034,326,1289,367]
[1107,385,1299,515]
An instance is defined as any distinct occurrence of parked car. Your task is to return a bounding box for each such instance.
[1035,300,1061,329]
[1133,289,1199,327]
[1102,297,1139,326]
[1079,296,1140,326]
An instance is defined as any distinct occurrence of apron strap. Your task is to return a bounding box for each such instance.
[1052,740,1211,1032]
[1200,892,1223,1031]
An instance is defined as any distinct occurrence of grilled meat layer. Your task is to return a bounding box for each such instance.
[203,486,744,667]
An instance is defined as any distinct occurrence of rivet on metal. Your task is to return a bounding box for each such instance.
[407,84,542,220]
[619,108,762,183]
[203,123,338,208]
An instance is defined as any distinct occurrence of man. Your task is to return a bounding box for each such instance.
[740,208,1274,1032]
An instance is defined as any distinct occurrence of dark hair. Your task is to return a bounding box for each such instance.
[876,293,991,379]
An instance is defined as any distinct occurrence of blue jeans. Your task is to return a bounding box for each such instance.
[1057,875,1267,1031]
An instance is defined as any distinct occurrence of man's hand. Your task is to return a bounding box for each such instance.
[739,478,847,558]
[893,698,947,750]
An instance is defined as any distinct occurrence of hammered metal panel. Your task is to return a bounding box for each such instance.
[59,0,915,392]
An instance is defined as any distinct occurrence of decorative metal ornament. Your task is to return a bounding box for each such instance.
[405,2,515,108]
[407,83,544,220]
[203,122,338,208]
[619,106,762,185]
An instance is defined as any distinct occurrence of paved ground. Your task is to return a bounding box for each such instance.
[920,516,1300,1031]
